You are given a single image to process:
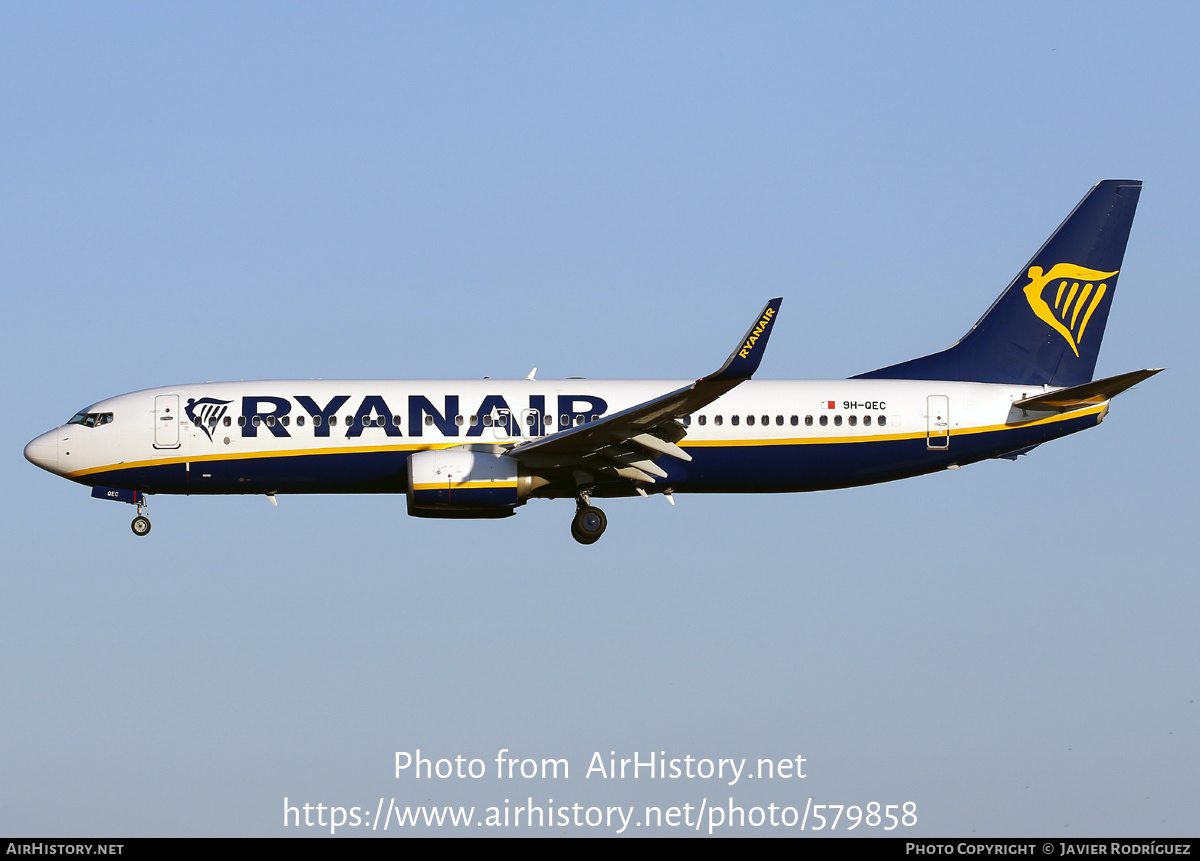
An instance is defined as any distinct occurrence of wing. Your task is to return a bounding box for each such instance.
[508,297,783,483]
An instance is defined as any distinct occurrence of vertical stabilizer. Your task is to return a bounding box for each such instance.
[855,180,1141,387]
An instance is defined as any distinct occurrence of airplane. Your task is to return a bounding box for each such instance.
[24,179,1160,544]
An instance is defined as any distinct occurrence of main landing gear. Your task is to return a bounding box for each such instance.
[131,498,151,537]
[570,491,607,545]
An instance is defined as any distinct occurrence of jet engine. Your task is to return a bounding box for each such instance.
[406,446,547,518]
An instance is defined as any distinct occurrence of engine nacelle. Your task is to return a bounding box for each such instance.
[406,447,545,518]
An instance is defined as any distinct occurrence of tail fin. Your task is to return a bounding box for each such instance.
[855,180,1142,387]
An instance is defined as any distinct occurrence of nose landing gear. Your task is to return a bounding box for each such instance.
[91,486,152,536]
[131,515,151,536]
[130,497,151,537]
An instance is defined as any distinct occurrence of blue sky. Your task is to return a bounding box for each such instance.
[2,2,1197,836]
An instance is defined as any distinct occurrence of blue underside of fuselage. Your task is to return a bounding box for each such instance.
[77,412,1099,498]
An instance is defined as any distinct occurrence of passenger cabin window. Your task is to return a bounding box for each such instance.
[878,415,887,427]
[848,415,857,427]
[863,415,871,426]
[731,415,740,426]
[819,415,828,427]
[834,415,842,426]
[224,416,232,427]
[776,415,784,426]
[714,415,723,426]
[698,415,707,426]
[296,416,306,427]
[746,415,754,426]
[804,415,813,426]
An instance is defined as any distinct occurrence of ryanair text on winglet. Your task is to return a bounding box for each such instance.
[738,307,776,359]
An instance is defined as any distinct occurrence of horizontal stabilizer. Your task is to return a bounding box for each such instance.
[1013,368,1163,412]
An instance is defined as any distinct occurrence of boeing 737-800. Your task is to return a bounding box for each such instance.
[25,180,1159,544]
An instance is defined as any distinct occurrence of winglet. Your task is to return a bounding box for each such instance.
[705,297,783,382]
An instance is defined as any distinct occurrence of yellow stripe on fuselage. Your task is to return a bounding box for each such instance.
[411,481,519,491]
[67,404,1105,479]
[65,440,466,479]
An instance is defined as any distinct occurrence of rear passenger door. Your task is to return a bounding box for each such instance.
[926,395,949,450]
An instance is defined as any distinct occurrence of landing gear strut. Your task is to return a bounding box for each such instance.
[131,497,151,537]
[571,492,607,545]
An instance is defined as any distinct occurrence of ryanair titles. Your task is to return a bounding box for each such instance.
[191,393,610,441]
[738,307,776,359]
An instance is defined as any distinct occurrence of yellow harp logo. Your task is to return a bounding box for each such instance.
[1023,263,1118,357]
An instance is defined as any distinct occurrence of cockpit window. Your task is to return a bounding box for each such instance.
[67,412,113,428]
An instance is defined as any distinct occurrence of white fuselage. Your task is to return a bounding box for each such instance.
[24,377,1104,497]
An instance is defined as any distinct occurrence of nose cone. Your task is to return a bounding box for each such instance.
[24,431,59,474]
